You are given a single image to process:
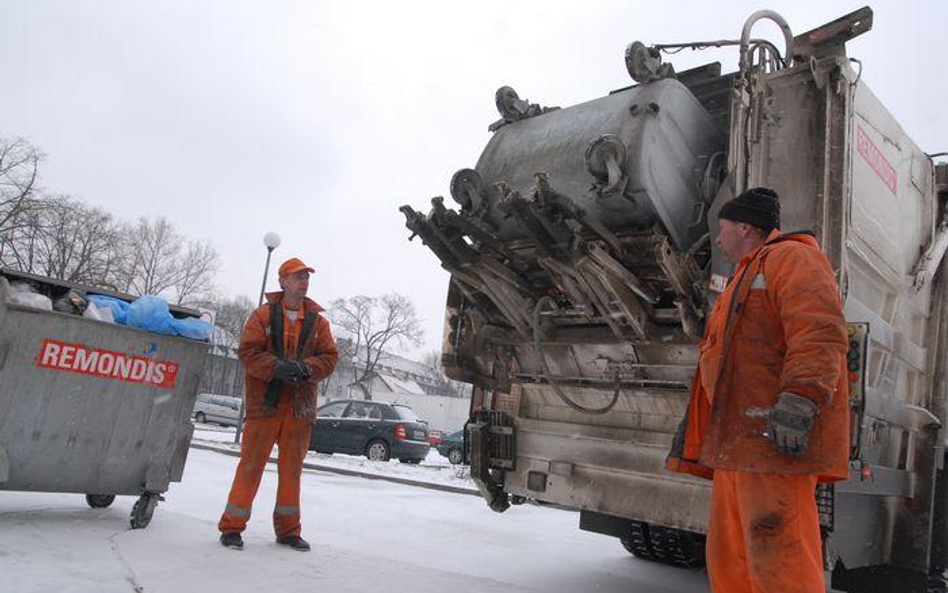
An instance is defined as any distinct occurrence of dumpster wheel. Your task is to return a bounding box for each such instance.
[621,521,706,568]
[130,493,162,529]
[85,494,116,508]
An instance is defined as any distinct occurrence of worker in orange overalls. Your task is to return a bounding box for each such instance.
[667,187,849,592]
[218,257,338,551]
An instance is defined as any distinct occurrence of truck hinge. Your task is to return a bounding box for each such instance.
[912,211,948,293]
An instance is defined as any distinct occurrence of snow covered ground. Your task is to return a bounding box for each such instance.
[1,446,711,593]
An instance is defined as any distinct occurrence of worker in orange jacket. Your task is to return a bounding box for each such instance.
[667,187,849,593]
[219,257,338,552]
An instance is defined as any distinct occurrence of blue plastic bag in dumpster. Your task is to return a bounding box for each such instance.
[86,295,130,323]
[126,295,215,340]
[169,316,215,340]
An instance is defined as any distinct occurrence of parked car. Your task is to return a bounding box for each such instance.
[428,429,444,447]
[192,393,241,427]
[310,399,430,463]
[436,429,465,465]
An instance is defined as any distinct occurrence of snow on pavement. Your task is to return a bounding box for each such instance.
[0,447,710,593]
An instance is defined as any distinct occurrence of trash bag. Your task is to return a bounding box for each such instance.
[126,295,215,341]
[9,281,41,295]
[52,289,88,315]
[82,301,115,323]
[170,316,215,341]
[86,295,130,324]
[3,279,51,309]
[126,295,176,335]
[7,291,53,310]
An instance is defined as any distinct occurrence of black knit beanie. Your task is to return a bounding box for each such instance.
[718,187,781,232]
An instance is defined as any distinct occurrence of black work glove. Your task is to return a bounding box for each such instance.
[291,361,312,382]
[766,392,818,457]
[273,360,305,384]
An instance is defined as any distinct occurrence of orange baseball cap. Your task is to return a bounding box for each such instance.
[278,257,315,278]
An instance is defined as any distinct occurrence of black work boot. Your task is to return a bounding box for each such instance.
[220,532,244,550]
[276,535,311,552]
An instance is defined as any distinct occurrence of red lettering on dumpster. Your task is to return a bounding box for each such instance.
[36,339,178,388]
[857,125,898,195]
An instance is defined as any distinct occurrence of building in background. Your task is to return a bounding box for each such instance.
[323,350,470,433]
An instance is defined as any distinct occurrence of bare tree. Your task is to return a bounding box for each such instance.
[36,196,121,284]
[113,216,219,303]
[172,240,220,306]
[117,217,182,296]
[329,293,423,399]
[0,195,125,287]
[0,137,42,239]
[422,350,470,398]
[0,207,42,271]
[200,293,255,350]
[0,138,220,306]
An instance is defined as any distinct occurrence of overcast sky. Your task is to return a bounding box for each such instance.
[2,1,945,357]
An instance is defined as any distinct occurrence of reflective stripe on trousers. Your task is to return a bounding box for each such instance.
[225,503,251,518]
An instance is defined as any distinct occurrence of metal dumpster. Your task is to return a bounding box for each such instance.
[0,272,209,528]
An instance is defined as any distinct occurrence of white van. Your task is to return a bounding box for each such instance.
[192,393,241,427]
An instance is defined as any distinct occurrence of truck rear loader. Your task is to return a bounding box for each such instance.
[401,7,948,592]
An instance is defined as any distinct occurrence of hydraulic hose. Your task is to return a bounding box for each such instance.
[532,296,621,415]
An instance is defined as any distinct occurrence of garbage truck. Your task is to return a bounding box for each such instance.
[400,7,948,592]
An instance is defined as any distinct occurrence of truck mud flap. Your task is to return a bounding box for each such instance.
[468,410,516,513]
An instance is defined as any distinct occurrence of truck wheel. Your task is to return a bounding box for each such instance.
[365,440,390,462]
[648,524,705,568]
[130,493,160,529]
[448,448,464,465]
[621,521,660,561]
[195,412,206,423]
[621,521,705,568]
[85,494,115,508]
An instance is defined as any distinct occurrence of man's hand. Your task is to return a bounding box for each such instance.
[766,392,818,457]
[291,361,312,382]
[273,360,307,384]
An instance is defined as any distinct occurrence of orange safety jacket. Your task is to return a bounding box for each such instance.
[238,291,339,423]
[666,230,850,481]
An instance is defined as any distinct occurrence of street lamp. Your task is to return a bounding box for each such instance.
[237,231,282,444]
[258,231,282,306]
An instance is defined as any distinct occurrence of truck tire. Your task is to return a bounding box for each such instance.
[620,521,659,561]
[648,524,706,568]
[448,448,464,465]
[621,521,706,568]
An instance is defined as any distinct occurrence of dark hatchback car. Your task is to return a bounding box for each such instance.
[310,399,430,463]
[436,429,466,465]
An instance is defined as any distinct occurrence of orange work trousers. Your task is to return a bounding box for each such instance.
[707,469,824,593]
[218,398,311,538]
